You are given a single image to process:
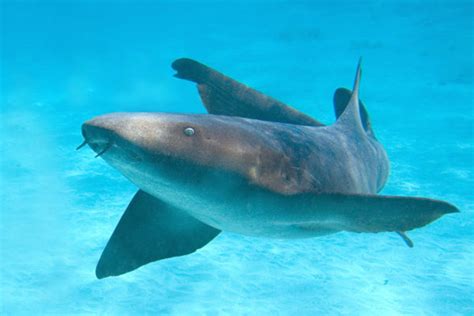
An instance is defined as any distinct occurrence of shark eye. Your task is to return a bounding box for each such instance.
[183,127,195,136]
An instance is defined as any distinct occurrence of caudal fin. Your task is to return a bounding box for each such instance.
[171,58,324,127]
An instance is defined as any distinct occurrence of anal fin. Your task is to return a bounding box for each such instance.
[396,231,414,248]
[96,190,220,279]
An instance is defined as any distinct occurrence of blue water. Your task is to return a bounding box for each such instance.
[1,1,473,314]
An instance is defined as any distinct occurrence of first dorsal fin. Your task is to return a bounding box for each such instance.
[171,58,324,127]
[333,88,376,139]
[335,59,366,137]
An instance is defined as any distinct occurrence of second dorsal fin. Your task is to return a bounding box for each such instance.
[335,59,366,137]
[172,58,324,127]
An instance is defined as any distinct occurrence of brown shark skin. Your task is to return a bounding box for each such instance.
[80,59,459,278]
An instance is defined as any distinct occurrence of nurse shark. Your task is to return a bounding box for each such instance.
[78,58,458,279]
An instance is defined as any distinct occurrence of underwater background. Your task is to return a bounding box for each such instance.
[1,0,473,314]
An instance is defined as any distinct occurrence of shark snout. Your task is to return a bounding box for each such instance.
[82,116,117,140]
[80,113,150,160]
[81,116,119,157]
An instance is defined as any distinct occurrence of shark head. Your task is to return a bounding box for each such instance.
[81,112,305,207]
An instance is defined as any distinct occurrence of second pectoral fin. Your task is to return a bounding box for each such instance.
[300,193,459,233]
[96,190,220,279]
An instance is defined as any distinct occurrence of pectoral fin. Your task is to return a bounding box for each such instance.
[96,190,220,279]
[307,193,458,233]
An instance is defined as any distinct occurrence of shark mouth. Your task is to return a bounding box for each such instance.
[93,142,113,158]
[76,138,113,158]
